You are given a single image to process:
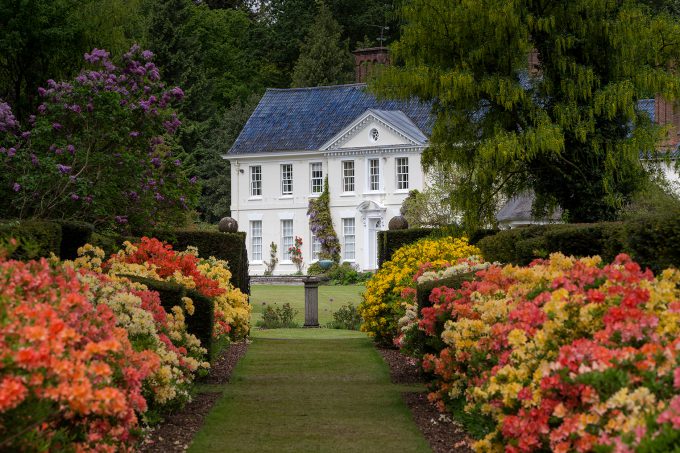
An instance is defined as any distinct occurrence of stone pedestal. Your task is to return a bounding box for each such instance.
[303,277,320,327]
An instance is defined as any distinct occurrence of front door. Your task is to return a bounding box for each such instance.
[367,218,381,270]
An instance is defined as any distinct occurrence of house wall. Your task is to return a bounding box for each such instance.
[228,148,424,275]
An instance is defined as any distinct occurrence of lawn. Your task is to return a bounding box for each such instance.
[249,284,365,327]
[188,329,430,453]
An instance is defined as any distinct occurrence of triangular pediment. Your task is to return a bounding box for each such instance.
[321,109,427,150]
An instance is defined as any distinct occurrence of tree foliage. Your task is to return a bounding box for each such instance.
[291,2,354,87]
[373,0,680,228]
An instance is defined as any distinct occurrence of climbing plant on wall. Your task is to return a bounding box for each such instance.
[307,177,341,262]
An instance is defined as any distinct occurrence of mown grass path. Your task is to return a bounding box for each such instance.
[189,329,431,452]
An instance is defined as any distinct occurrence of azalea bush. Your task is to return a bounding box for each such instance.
[419,253,680,452]
[0,46,197,232]
[102,237,250,340]
[395,255,493,354]
[0,255,158,451]
[358,236,480,345]
[72,254,209,412]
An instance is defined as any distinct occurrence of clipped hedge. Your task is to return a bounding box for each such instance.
[0,220,62,259]
[55,220,94,260]
[624,212,680,272]
[477,216,680,273]
[154,230,250,295]
[377,228,434,268]
[122,275,215,360]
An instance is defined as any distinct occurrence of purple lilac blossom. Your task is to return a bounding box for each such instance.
[56,164,71,174]
[7,148,16,157]
[114,215,128,224]
[12,183,20,192]
[67,144,75,154]
[70,193,79,201]
[0,102,18,132]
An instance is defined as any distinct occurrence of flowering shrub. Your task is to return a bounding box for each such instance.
[396,256,493,352]
[358,236,480,344]
[420,253,680,452]
[0,256,158,451]
[0,46,197,231]
[75,269,209,411]
[103,237,250,339]
[289,236,304,274]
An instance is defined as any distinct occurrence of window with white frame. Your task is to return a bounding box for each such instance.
[396,157,409,190]
[342,160,355,192]
[342,218,355,260]
[250,221,262,261]
[250,165,262,196]
[311,234,321,261]
[281,219,294,261]
[281,164,293,195]
[368,158,380,191]
[310,162,323,194]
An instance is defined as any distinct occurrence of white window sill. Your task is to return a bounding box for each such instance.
[279,195,293,199]
[251,260,263,265]
[362,191,385,195]
[340,192,356,197]
[280,260,293,264]
[395,189,410,194]
[248,196,262,201]
[308,193,321,198]
[342,259,356,263]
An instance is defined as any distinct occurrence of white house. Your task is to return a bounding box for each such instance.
[225,83,432,275]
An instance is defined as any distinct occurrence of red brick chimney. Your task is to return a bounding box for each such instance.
[655,94,680,149]
[352,47,390,83]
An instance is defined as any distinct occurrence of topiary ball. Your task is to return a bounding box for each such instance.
[218,217,238,233]
[388,215,408,230]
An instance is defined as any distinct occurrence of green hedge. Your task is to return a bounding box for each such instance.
[122,275,215,360]
[154,230,250,296]
[0,220,62,260]
[477,215,679,273]
[624,213,680,272]
[377,228,434,268]
[55,220,94,260]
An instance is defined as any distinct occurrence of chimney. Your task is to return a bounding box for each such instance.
[352,47,390,83]
[655,94,680,149]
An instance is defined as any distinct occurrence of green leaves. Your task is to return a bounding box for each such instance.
[372,0,680,227]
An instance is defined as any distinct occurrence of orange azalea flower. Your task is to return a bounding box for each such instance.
[0,377,28,411]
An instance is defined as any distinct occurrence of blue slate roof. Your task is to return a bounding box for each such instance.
[638,98,655,122]
[228,84,433,155]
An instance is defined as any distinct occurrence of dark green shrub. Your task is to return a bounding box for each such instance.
[256,303,298,328]
[0,219,62,260]
[55,220,94,260]
[154,230,250,295]
[377,227,434,268]
[477,228,528,263]
[624,211,680,273]
[326,262,371,285]
[327,303,362,330]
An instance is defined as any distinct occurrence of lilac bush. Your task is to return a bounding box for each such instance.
[0,46,197,232]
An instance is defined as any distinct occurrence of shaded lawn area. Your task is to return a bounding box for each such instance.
[249,284,365,326]
[188,329,430,453]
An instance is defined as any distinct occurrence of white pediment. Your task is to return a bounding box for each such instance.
[321,109,427,150]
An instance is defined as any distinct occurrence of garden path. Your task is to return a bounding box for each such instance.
[188,328,431,452]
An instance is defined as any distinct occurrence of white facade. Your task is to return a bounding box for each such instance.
[227,113,427,275]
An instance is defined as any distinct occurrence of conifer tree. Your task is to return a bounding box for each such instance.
[374,0,680,227]
[290,2,354,87]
